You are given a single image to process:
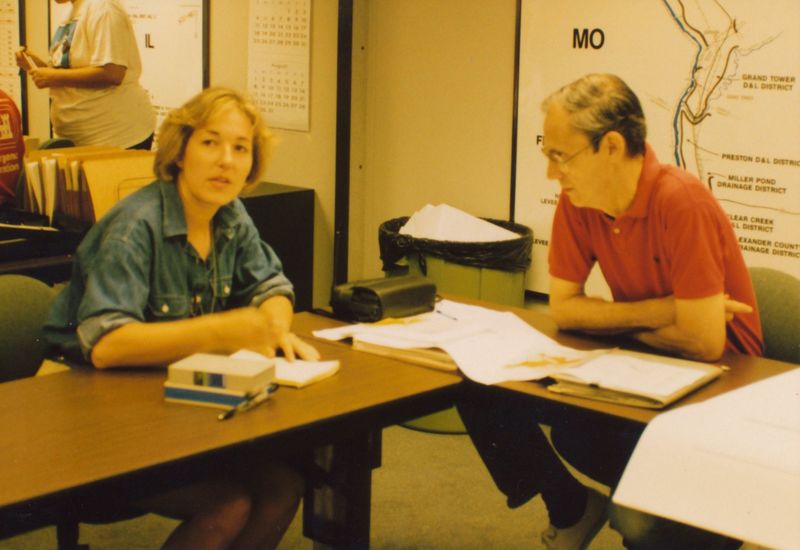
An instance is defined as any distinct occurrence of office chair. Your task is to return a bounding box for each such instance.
[749,266,800,364]
[0,274,55,382]
[0,275,58,541]
[0,275,142,549]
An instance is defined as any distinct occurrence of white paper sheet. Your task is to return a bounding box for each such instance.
[399,203,519,242]
[613,369,800,549]
[231,349,339,388]
[313,300,597,384]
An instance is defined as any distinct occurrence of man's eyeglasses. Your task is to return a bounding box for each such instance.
[540,141,596,171]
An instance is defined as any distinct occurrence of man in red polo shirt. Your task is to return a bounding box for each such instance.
[458,74,763,550]
[546,73,762,362]
[542,72,764,549]
[0,89,25,207]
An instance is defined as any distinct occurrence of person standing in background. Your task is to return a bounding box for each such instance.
[0,89,25,206]
[16,0,155,150]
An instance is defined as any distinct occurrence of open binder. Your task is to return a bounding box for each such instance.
[546,349,724,409]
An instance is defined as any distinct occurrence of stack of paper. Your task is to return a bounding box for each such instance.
[164,353,276,410]
[614,369,800,548]
[314,299,723,410]
[231,349,340,388]
[400,204,518,242]
[313,299,593,384]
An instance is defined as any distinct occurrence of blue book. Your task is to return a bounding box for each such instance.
[164,381,259,410]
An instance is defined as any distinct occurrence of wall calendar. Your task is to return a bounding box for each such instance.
[247,0,311,132]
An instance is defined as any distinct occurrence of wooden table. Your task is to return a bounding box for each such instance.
[2,304,793,547]
[0,312,462,548]
[300,296,796,434]
[472,298,798,547]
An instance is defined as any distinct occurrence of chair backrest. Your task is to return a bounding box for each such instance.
[749,267,800,364]
[0,275,56,382]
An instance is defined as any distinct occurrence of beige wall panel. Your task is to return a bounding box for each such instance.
[355,0,517,279]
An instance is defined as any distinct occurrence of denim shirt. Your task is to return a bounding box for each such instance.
[45,179,294,362]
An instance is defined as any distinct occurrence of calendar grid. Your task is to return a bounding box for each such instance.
[247,0,311,132]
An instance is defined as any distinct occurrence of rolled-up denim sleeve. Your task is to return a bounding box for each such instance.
[250,242,294,307]
[249,269,295,307]
[76,312,139,361]
[230,219,295,308]
[76,234,152,359]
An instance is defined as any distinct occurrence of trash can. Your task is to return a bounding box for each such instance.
[379,216,533,433]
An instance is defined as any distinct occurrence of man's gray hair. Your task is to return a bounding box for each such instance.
[542,74,647,156]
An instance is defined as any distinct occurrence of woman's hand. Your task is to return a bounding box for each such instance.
[15,47,42,72]
[273,332,321,362]
[218,298,320,361]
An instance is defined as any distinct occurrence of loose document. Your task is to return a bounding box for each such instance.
[613,368,800,549]
[313,299,596,384]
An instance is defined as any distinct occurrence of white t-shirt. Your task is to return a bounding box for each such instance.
[49,0,155,148]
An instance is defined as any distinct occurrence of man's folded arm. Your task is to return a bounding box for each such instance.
[549,276,731,361]
[633,294,727,362]
[548,276,675,334]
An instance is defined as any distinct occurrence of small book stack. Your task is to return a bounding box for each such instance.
[164,353,276,410]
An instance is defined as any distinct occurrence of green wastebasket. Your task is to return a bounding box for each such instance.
[379,216,533,433]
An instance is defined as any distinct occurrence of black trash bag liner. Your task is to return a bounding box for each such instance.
[379,216,533,274]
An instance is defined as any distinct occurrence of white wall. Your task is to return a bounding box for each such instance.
[350,0,518,280]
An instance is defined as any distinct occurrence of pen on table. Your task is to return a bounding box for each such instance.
[436,309,458,321]
[218,383,279,421]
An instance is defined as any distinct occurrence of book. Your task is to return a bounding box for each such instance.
[41,158,58,223]
[24,160,43,214]
[230,350,340,388]
[19,147,154,225]
[351,338,456,372]
[164,381,259,410]
[546,349,724,409]
[313,300,598,384]
[21,145,119,221]
[277,358,340,387]
[167,352,275,393]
